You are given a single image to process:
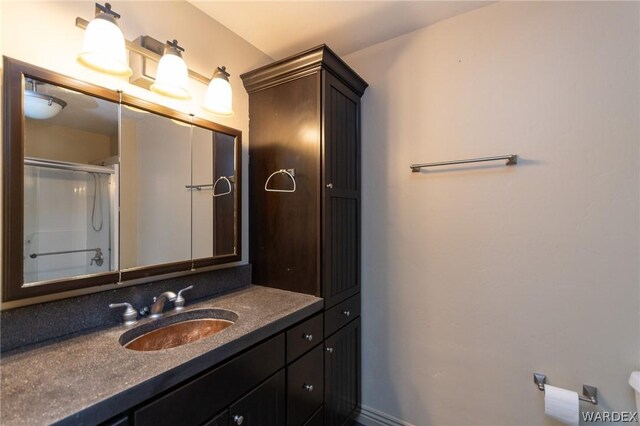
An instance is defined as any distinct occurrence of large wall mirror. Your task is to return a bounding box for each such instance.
[2,57,241,303]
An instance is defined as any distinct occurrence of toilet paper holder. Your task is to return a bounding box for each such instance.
[533,373,598,405]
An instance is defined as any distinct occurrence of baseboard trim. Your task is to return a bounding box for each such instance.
[355,405,415,426]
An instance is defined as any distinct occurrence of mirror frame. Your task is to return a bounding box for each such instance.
[2,57,242,302]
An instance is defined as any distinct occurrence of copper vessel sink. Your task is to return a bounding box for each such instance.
[120,309,237,352]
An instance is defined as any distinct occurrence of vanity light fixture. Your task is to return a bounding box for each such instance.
[203,66,234,116]
[77,2,132,77]
[75,8,234,114]
[24,80,67,120]
[150,40,192,100]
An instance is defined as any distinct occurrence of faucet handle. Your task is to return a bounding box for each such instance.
[174,285,194,310]
[109,302,138,325]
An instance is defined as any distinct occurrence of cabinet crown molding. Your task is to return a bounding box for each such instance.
[240,44,368,96]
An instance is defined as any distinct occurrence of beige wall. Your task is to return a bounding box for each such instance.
[345,2,639,424]
[119,117,138,268]
[1,1,272,271]
[25,120,115,164]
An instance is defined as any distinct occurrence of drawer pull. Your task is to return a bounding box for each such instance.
[233,415,244,425]
[342,310,351,317]
[326,347,334,354]
[303,333,313,341]
[303,383,314,392]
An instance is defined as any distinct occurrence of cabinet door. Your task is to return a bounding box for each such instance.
[322,71,361,308]
[324,318,360,426]
[134,334,284,426]
[203,411,228,426]
[287,345,324,425]
[228,370,286,426]
[248,73,321,296]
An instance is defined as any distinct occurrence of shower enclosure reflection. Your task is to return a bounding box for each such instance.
[24,162,116,283]
[23,79,118,285]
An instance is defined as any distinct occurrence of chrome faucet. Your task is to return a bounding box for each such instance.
[149,291,177,318]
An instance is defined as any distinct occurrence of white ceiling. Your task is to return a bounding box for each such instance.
[189,1,493,60]
[32,83,118,136]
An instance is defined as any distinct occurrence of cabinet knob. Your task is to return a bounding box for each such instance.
[233,415,244,425]
[326,347,334,354]
[326,183,333,188]
[342,310,351,317]
[303,333,313,341]
[303,383,314,392]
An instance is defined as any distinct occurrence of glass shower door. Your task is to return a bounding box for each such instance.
[23,161,116,284]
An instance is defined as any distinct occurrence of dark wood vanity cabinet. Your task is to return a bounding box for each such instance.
[133,334,285,426]
[242,45,367,425]
[123,313,326,426]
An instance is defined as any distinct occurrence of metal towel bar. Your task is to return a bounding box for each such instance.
[29,247,104,267]
[410,154,517,172]
[185,183,214,191]
[533,373,598,405]
[186,176,235,192]
[265,169,296,193]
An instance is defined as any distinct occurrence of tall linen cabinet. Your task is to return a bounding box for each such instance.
[241,45,367,425]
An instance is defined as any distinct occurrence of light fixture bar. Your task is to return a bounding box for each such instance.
[75,17,210,85]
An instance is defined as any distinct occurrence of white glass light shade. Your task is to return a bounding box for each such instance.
[151,54,191,100]
[24,91,66,120]
[203,76,234,116]
[77,17,132,77]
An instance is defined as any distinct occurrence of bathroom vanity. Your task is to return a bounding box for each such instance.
[0,284,323,425]
[1,44,366,426]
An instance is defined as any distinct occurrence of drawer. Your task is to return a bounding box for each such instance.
[324,294,360,337]
[134,334,285,426]
[303,406,323,426]
[286,313,323,362]
[287,345,324,426]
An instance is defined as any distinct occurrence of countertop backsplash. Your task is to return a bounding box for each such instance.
[0,265,252,353]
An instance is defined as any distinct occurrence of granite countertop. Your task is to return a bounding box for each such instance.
[0,285,323,426]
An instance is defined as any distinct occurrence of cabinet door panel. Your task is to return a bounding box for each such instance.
[324,318,360,426]
[249,73,321,296]
[203,410,228,426]
[304,407,323,426]
[322,71,361,308]
[134,334,284,426]
[228,370,286,426]
[287,345,324,425]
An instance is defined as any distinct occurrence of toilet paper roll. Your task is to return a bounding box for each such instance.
[544,385,579,426]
